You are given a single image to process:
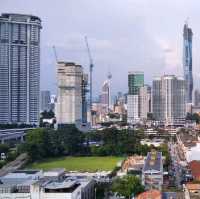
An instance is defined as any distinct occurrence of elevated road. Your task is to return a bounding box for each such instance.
[0,128,34,144]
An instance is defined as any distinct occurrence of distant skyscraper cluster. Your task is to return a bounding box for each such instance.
[0,13,41,125]
[126,22,195,126]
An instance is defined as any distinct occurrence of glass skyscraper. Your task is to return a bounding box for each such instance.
[127,71,144,124]
[0,13,42,124]
[183,22,193,103]
[128,71,144,95]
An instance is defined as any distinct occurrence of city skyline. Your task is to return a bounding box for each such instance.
[1,0,200,97]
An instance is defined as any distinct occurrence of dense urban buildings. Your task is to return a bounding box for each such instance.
[152,75,186,126]
[0,13,42,125]
[55,62,88,126]
[127,71,144,124]
[40,90,51,112]
[183,22,193,103]
[113,92,126,115]
[142,151,163,190]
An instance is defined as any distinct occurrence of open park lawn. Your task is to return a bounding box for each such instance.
[27,156,123,172]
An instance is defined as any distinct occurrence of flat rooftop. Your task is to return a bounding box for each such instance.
[143,152,162,172]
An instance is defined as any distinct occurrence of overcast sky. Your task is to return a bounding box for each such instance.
[1,0,200,97]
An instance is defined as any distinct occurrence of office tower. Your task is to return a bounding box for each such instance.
[56,62,88,125]
[152,75,186,126]
[194,89,200,106]
[0,13,42,125]
[100,80,110,112]
[183,22,193,103]
[139,85,151,120]
[40,91,51,112]
[127,71,144,124]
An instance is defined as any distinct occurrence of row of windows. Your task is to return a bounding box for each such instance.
[0,22,40,43]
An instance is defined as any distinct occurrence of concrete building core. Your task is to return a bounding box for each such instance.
[55,62,87,125]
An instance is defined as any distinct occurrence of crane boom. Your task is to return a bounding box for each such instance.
[85,36,94,122]
[85,36,93,66]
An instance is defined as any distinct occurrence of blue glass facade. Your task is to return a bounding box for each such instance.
[183,23,193,103]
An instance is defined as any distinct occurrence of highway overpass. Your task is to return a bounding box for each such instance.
[0,128,34,144]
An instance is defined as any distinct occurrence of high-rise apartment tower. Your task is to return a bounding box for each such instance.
[0,13,42,124]
[152,75,186,126]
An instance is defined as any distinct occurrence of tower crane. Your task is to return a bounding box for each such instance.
[85,36,94,117]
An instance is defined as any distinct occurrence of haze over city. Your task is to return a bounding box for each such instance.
[2,0,200,96]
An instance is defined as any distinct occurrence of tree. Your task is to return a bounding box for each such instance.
[58,124,85,155]
[41,110,55,119]
[0,144,9,154]
[25,128,50,161]
[111,175,144,199]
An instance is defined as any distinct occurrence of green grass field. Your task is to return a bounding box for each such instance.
[27,156,123,172]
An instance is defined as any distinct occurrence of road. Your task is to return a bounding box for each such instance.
[168,141,183,188]
[0,153,28,177]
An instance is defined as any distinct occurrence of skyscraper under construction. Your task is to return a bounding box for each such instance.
[55,62,88,126]
[183,22,193,103]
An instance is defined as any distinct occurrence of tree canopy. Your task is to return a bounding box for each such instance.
[111,175,144,198]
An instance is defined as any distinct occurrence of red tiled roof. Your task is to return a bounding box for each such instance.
[136,190,162,199]
[186,183,200,190]
[189,161,200,180]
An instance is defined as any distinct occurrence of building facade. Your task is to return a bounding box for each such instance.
[139,85,151,120]
[127,95,139,123]
[0,13,41,125]
[40,90,51,112]
[55,62,88,125]
[194,89,200,107]
[152,75,186,126]
[183,22,193,103]
[127,71,144,124]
